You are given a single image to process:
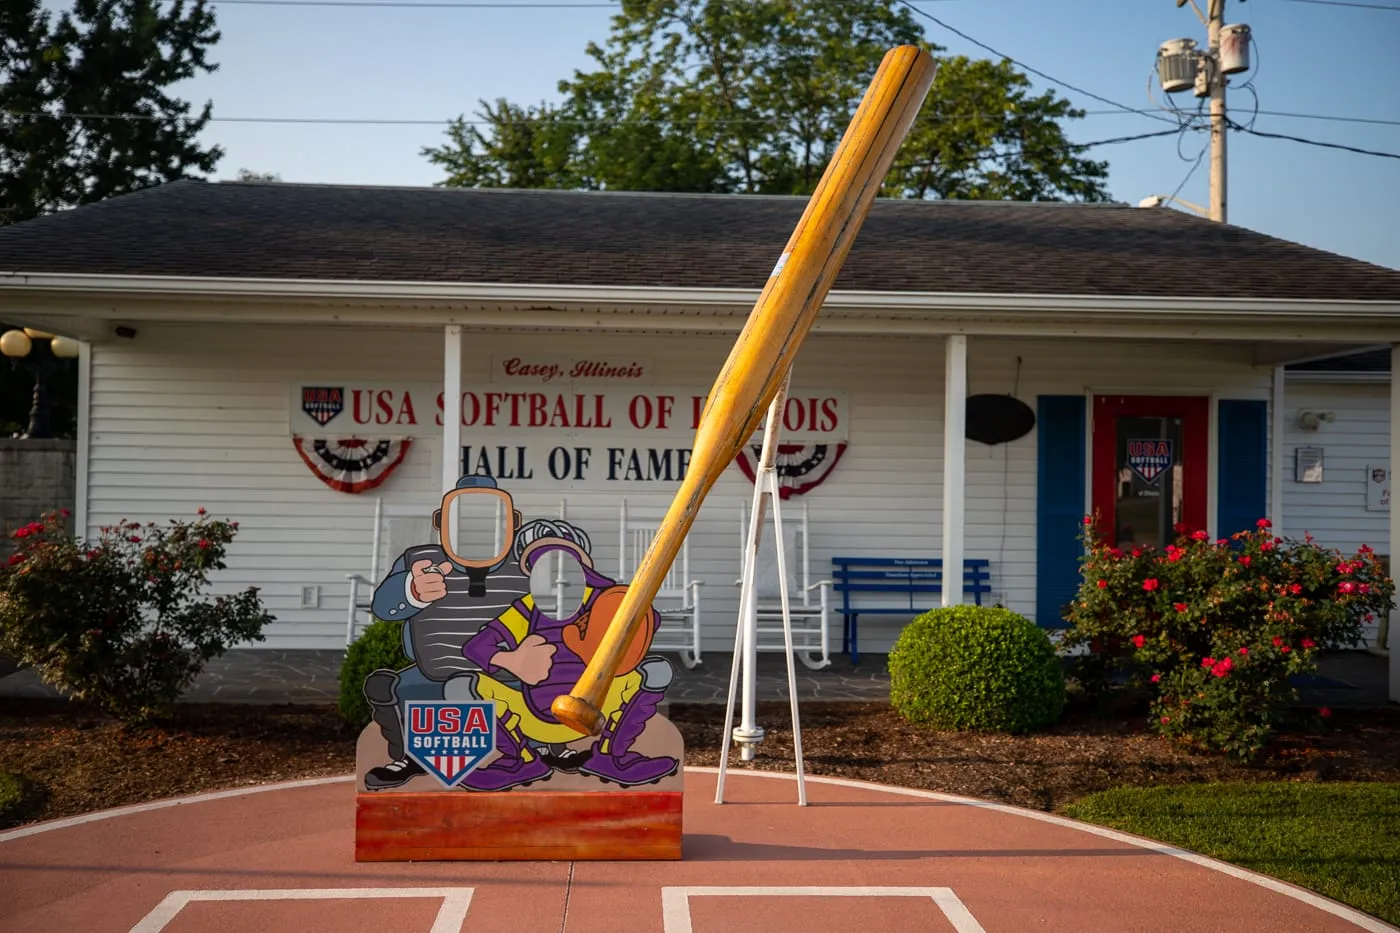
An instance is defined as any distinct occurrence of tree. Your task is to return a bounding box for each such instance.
[234,168,281,182]
[423,0,1110,201]
[1,0,224,227]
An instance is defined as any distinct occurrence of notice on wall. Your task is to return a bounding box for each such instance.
[1366,463,1390,512]
[289,381,849,490]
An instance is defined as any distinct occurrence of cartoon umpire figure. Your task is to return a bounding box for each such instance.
[361,474,531,790]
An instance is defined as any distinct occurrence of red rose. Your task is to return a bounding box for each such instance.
[1289,583,1302,595]
[1238,556,1251,567]
[1096,579,1108,589]
[1192,530,1210,541]
[1256,518,1271,529]
[1132,634,1146,648]
[1202,657,1216,668]
[1151,674,1161,683]
[1143,578,1159,592]
[1301,638,1315,649]
[1338,581,1356,594]
[1160,716,1170,724]
[1173,602,1188,613]
[1272,636,1283,647]
[1281,645,1291,654]
[1238,646,1248,655]
[1320,707,1332,719]
[1082,516,1093,525]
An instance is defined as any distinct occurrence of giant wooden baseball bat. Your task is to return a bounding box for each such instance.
[551,45,938,737]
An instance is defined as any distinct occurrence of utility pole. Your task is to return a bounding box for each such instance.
[1159,0,1249,223]
[1206,0,1227,223]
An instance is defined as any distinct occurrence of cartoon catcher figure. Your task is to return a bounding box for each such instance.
[453,517,679,791]
[361,474,530,790]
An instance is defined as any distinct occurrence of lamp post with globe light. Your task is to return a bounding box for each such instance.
[0,328,80,439]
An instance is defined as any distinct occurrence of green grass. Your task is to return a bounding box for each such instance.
[1062,782,1400,927]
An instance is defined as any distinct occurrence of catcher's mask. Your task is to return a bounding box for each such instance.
[431,474,522,596]
[513,518,658,675]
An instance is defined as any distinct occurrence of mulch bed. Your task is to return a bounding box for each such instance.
[2,694,1398,828]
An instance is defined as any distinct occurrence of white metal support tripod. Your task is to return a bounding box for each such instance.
[715,370,808,806]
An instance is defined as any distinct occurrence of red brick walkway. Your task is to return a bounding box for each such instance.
[1,768,1393,933]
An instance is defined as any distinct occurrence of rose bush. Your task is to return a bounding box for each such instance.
[1061,516,1394,760]
[0,509,275,725]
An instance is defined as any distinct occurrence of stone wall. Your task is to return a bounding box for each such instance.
[0,439,76,557]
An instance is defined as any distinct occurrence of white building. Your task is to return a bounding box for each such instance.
[1283,348,1393,651]
[1,181,1397,700]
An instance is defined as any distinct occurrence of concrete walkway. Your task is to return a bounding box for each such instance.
[1,769,1394,933]
[0,650,895,705]
[0,648,1389,708]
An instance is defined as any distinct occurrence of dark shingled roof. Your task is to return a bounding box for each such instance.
[1288,348,1392,373]
[3,179,1400,301]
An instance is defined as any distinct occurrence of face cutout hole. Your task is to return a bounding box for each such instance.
[441,487,514,568]
[530,550,589,619]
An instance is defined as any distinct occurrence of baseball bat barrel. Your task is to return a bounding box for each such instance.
[550,45,938,737]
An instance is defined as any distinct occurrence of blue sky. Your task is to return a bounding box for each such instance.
[144,0,1400,270]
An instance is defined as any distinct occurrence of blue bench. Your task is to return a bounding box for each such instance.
[832,556,993,664]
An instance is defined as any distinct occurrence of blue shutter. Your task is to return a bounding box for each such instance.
[1217,398,1269,539]
[1036,395,1086,628]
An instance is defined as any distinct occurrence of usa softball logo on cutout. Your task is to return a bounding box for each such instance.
[404,700,495,787]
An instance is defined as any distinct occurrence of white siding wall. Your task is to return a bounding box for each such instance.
[86,323,1271,653]
[1281,379,1391,646]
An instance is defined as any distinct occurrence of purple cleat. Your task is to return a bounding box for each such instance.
[580,687,679,787]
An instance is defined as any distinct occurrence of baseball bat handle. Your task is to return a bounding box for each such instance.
[550,45,938,737]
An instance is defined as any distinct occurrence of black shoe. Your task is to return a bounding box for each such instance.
[364,757,425,790]
[538,747,592,772]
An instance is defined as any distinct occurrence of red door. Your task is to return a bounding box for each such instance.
[1091,395,1210,548]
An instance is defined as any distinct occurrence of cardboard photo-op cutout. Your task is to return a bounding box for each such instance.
[355,474,684,795]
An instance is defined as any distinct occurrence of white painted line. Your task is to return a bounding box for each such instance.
[3,766,1394,932]
[660,885,985,933]
[0,775,354,843]
[128,886,474,933]
[687,767,1400,933]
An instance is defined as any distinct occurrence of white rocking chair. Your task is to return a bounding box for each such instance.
[618,498,705,669]
[345,498,438,645]
[734,497,833,670]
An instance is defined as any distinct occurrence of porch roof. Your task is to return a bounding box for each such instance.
[3,180,1400,303]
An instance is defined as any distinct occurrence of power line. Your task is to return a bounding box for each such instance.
[1,109,1149,127]
[4,106,1395,130]
[1275,0,1400,11]
[893,0,1181,126]
[1254,109,1400,128]
[1229,120,1400,159]
[205,0,616,6]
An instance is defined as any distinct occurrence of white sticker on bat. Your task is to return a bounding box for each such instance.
[769,251,791,279]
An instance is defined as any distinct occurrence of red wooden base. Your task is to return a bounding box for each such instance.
[354,790,683,861]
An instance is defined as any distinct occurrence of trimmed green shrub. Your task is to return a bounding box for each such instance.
[338,617,411,730]
[888,605,1066,733]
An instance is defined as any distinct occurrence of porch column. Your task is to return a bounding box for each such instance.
[1270,365,1285,527]
[942,335,967,608]
[443,325,463,497]
[1390,344,1399,702]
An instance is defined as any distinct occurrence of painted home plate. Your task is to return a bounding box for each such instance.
[0,770,1393,933]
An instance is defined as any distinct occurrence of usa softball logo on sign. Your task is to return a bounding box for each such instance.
[1127,439,1173,484]
[301,386,344,427]
[404,700,495,788]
